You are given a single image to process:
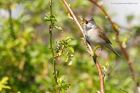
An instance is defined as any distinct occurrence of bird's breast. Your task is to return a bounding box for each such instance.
[86,29,105,44]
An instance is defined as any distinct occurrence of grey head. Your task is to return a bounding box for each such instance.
[83,17,97,31]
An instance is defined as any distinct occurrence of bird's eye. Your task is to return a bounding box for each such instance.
[85,20,88,24]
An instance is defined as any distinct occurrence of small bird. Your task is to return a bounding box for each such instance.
[83,17,119,56]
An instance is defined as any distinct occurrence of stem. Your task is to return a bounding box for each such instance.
[61,0,105,93]
[89,0,138,88]
[8,3,16,39]
[94,57,105,93]
[61,0,85,36]
[49,0,58,91]
[49,25,57,84]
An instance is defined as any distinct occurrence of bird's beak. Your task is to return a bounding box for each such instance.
[82,18,88,24]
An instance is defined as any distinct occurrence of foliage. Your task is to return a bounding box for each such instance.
[0,0,139,93]
[0,77,11,91]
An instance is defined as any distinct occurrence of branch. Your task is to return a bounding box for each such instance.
[88,0,138,88]
[48,0,59,92]
[61,0,105,93]
[93,56,105,93]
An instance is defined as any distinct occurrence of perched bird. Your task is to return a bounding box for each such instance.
[83,17,119,56]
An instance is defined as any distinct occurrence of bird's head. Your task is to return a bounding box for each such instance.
[83,17,97,31]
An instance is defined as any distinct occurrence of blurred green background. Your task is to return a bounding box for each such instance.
[0,0,140,93]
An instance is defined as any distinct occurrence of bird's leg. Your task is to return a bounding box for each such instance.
[99,46,103,56]
[100,47,103,51]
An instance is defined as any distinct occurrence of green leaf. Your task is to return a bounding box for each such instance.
[0,77,11,91]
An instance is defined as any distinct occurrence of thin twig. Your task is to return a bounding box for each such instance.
[49,0,59,92]
[94,58,105,93]
[88,0,138,87]
[61,0,105,93]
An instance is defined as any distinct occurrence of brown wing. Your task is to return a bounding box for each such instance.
[97,27,112,44]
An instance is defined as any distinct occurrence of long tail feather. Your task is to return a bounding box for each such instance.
[106,44,120,57]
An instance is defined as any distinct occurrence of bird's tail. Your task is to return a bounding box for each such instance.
[106,44,120,57]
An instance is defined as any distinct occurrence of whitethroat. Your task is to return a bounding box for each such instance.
[83,17,119,56]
